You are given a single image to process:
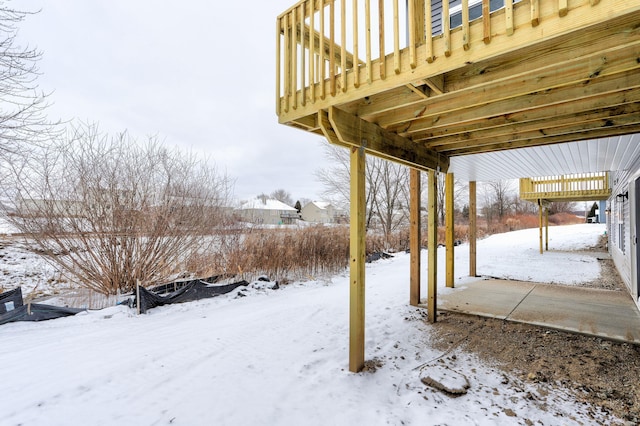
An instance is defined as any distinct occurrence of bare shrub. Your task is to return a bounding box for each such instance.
[3,124,234,295]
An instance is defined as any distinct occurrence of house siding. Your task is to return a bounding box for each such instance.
[609,168,636,295]
[433,0,507,35]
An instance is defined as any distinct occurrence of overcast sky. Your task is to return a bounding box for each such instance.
[17,0,331,204]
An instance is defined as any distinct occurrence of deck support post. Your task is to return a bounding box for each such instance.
[545,206,549,251]
[469,181,477,277]
[427,170,438,323]
[410,168,421,306]
[538,199,543,254]
[349,145,366,373]
[446,173,455,288]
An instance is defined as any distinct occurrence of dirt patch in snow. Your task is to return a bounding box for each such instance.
[431,235,640,424]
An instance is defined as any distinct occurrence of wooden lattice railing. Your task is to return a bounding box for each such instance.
[520,172,611,201]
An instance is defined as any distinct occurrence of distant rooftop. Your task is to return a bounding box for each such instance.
[240,198,296,211]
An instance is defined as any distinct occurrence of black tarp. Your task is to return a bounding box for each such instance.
[0,287,84,326]
[0,286,23,314]
[136,279,249,313]
[366,252,394,263]
[148,274,234,295]
[0,302,84,325]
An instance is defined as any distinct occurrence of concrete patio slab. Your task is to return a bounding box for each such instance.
[436,278,640,344]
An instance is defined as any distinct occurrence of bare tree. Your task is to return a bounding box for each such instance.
[0,3,53,161]
[482,180,515,222]
[549,201,576,214]
[3,124,234,295]
[513,195,538,215]
[431,173,466,226]
[315,143,410,238]
[270,188,293,206]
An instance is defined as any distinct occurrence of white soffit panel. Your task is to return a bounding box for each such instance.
[448,134,640,181]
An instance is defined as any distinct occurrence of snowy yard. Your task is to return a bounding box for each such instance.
[1,224,616,425]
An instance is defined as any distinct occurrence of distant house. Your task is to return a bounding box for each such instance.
[15,198,84,218]
[238,197,299,225]
[301,201,347,224]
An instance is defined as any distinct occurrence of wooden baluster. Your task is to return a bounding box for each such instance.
[284,14,291,112]
[379,0,386,79]
[320,0,326,99]
[276,16,282,115]
[341,0,347,92]
[462,0,470,50]
[353,0,360,87]
[309,1,316,103]
[505,0,514,36]
[559,0,568,17]
[482,0,490,44]
[425,0,434,62]
[443,0,451,56]
[300,4,306,106]
[366,0,372,83]
[330,0,336,96]
[531,0,539,26]
[408,0,416,68]
[393,0,400,74]
[291,9,298,109]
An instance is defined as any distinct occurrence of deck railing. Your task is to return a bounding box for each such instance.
[519,172,611,201]
[276,0,620,122]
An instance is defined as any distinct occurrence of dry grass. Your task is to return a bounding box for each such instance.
[225,226,350,283]
[196,213,588,284]
[48,212,592,299]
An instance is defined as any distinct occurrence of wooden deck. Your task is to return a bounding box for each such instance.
[277,0,640,170]
[276,0,640,373]
[520,172,611,202]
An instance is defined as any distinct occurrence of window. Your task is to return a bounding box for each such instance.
[449,0,512,29]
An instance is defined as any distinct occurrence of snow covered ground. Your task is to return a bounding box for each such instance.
[1,224,614,425]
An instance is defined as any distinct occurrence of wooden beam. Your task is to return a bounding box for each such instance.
[405,83,430,99]
[405,66,640,146]
[321,107,449,172]
[346,25,640,121]
[410,168,421,306]
[469,181,477,277]
[427,170,438,323]
[413,93,640,142]
[375,40,640,129]
[423,75,445,95]
[445,122,640,156]
[445,173,455,288]
[425,106,640,152]
[349,145,366,373]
